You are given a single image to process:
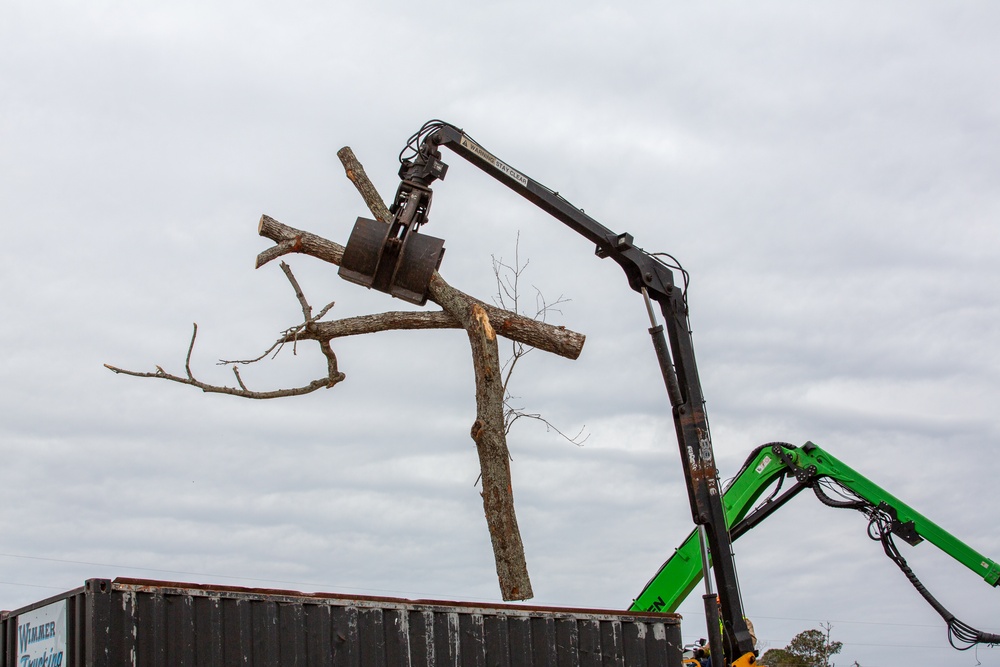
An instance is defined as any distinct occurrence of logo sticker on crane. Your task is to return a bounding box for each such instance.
[460,134,529,187]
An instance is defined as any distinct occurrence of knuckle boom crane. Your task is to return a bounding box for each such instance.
[340,119,755,666]
[338,119,999,664]
[633,441,1000,651]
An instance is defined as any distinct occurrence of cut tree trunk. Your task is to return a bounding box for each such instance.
[429,273,532,600]
[335,146,536,599]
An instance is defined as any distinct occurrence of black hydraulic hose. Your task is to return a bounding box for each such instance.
[732,444,999,650]
[867,508,1000,650]
[811,481,869,511]
[811,476,1000,650]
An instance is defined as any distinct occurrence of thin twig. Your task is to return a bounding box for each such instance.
[280,261,312,321]
[233,366,249,391]
[503,401,588,445]
[184,324,197,380]
[492,238,586,446]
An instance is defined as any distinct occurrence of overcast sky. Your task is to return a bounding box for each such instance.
[3,2,999,665]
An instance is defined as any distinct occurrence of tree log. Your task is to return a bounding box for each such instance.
[431,273,532,600]
[257,215,585,361]
[333,146,538,600]
[337,146,392,223]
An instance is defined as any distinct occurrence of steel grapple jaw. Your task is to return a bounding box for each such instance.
[339,139,449,306]
[339,215,445,306]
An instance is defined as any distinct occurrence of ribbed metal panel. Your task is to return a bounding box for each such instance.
[2,578,682,667]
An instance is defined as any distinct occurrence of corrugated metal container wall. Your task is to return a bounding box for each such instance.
[2,578,683,667]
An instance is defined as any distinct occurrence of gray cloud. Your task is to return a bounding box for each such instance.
[2,2,999,665]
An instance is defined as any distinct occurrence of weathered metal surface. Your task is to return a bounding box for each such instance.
[2,578,682,666]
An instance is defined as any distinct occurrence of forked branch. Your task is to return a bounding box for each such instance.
[104,322,343,399]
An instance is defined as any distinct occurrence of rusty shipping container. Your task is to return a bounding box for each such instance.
[1,578,683,667]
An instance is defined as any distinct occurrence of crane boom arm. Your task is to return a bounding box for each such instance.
[630,441,1000,614]
[417,121,755,661]
[338,121,997,657]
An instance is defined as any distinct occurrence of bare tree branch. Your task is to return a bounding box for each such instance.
[337,146,392,223]
[256,217,344,268]
[108,263,349,397]
[504,408,589,444]
[493,239,588,446]
[255,236,302,269]
[292,310,459,340]
[281,261,313,320]
[257,214,585,361]
[104,323,342,398]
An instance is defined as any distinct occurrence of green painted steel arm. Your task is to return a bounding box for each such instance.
[630,445,792,613]
[795,442,1000,586]
[630,442,1000,613]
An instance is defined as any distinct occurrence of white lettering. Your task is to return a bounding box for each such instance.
[460,135,529,187]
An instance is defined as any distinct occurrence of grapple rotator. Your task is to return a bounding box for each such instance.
[339,141,449,306]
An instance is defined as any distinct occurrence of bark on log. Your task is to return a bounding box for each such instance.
[257,215,585,361]
[337,147,392,223]
[333,146,541,600]
[431,272,532,600]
